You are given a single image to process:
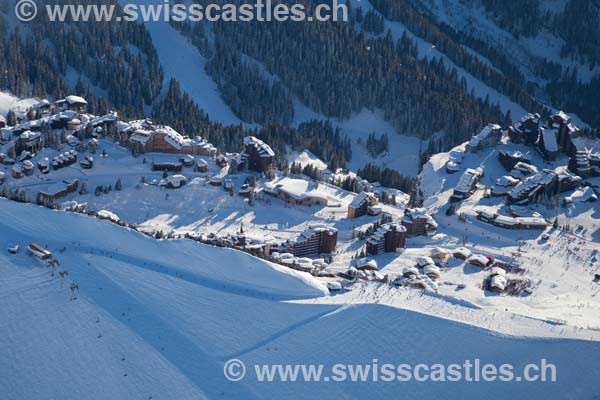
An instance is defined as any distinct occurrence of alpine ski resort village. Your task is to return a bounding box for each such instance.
[3,0,600,398]
[3,95,599,295]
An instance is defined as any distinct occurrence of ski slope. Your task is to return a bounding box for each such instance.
[117,0,241,124]
[2,200,600,399]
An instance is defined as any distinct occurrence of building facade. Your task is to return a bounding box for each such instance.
[284,225,338,258]
[402,208,438,237]
[239,136,274,173]
[366,223,407,255]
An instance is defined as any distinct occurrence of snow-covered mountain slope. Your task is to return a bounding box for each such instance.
[0,91,38,116]
[421,0,600,84]
[116,0,241,124]
[293,102,423,175]
[2,200,600,399]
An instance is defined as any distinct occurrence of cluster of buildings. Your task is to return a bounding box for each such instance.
[362,207,438,256]
[509,111,600,177]
[506,168,582,205]
[445,112,598,208]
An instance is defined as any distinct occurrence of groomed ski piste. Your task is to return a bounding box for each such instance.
[1,199,600,400]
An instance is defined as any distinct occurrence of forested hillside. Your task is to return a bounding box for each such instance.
[153,79,352,170]
[2,0,600,172]
[415,0,600,126]
[0,0,162,116]
[175,0,507,149]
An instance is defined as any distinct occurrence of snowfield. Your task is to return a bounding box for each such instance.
[0,91,39,116]
[2,200,600,399]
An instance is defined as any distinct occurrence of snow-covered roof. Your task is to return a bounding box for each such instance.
[495,175,520,187]
[349,191,374,208]
[403,208,438,228]
[477,124,501,140]
[65,95,87,105]
[97,210,119,222]
[549,110,570,125]
[301,224,337,238]
[243,136,275,158]
[38,182,68,196]
[468,124,501,148]
[90,112,117,127]
[19,130,41,141]
[431,247,450,256]
[476,209,496,220]
[508,206,543,218]
[167,174,187,184]
[540,127,558,152]
[512,162,538,175]
[423,265,440,276]
[490,275,507,291]
[468,254,489,266]
[519,113,540,124]
[265,177,328,202]
[130,129,153,144]
[446,161,460,172]
[556,169,581,184]
[417,256,435,268]
[565,187,597,203]
[509,169,556,200]
[32,99,51,109]
[156,126,191,150]
[494,215,547,227]
[355,258,378,270]
[453,247,472,258]
[455,167,483,194]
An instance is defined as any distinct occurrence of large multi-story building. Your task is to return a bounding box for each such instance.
[402,208,438,237]
[129,124,217,156]
[347,191,379,218]
[284,225,338,258]
[451,167,483,201]
[366,223,407,255]
[508,113,540,145]
[238,136,275,173]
